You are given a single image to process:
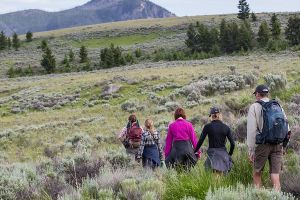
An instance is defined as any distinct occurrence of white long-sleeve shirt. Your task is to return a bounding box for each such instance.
[246,98,289,155]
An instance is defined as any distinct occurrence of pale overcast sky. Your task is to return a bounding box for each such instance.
[0,0,300,15]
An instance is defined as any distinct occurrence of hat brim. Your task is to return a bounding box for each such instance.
[209,112,220,117]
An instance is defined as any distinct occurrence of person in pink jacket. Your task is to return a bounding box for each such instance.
[165,108,201,170]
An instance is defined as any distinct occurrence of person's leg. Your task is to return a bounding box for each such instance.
[269,144,283,191]
[253,171,262,188]
[253,144,269,188]
[270,173,281,191]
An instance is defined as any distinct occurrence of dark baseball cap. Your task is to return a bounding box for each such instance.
[253,85,269,94]
[209,107,220,117]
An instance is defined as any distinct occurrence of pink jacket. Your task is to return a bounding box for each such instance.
[164,118,201,158]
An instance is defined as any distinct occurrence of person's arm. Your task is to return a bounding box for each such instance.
[282,107,291,148]
[137,132,146,159]
[194,126,207,153]
[189,123,201,158]
[247,104,257,161]
[227,128,235,156]
[164,126,173,158]
[283,131,292,148]
[156,132,165,160]
[118,127,127,142]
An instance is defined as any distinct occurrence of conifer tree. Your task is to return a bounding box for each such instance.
[7,66,15,78]
[112,44,123,66]
[68,49,75,62]
[62,54,68,65]
[185,24,198,52]
[271,13,281,40]
[64,58,71,72]
[41,40,48,51]
[186,23,219,53]
[12,32,20,51]
[258,20,271,47]
[26,31,33,42]
[134,48,142,58]
[41,47,56,73]
[251,12,257,22]
[100,48,113,68]
[220,20,240,53]
[79,45,88,63]
[285,15,300,45]
[237,21,253,51]
[7,37,11,49]
[0,31,7,50]
[124,52,135,64]
[220,19,229,52]
[237,0,250,20]
[196,24,211,52]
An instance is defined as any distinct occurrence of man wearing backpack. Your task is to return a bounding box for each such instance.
[247,85,291,191]
[118,114,143,157]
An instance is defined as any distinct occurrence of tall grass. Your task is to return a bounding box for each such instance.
[163,144,270,200]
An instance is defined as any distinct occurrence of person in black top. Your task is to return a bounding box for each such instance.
[194,107,235,174]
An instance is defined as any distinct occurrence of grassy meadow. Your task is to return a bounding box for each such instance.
[1,13,300,200]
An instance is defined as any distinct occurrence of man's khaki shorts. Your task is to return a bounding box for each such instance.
[254,144,283,174]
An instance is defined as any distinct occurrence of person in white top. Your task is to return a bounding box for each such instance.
[247,85,291,191]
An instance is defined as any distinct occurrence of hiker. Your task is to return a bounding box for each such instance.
[194,107,235,174]
[247,85,291,191]
[165,108,200,169]
[118,114,143,157]
[136,119,165,169]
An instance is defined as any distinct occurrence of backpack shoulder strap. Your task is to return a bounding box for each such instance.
[256,100,263,104]
[255,100,265,107]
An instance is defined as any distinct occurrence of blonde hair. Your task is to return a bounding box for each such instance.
[145,119,155,135]
[210,113,223,121]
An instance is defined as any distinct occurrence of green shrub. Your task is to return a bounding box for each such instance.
[120,178,139,200]
[65,133,92,149]
[134,48,142,58]
[42,174,67,200]
[233,117,247,142]
[81,179,115,200]
[142,191,157,200]
[140,179,165,199]
[225,95,252,114]
[281,170,300,197]
[61,153,105,187]
[105,149,131,168]
[272,85,300,101]
[267,39,289,52]
[205,184,295,200]
[283,151,300,174]
[0,164,39,200]
[263,73,287,92]
[7,66,15,78]
[121,98,145,112]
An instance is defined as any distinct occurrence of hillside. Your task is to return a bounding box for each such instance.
[1,12,300,200]
[0,0,175,35]
[0,12,297,78]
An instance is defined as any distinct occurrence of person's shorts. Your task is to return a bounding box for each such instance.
[254,144,283,174]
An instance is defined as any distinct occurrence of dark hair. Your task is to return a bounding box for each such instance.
[128,114,137,123]
[174,108,186,120]
[258,92,269,98]
[127,114,139,129]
